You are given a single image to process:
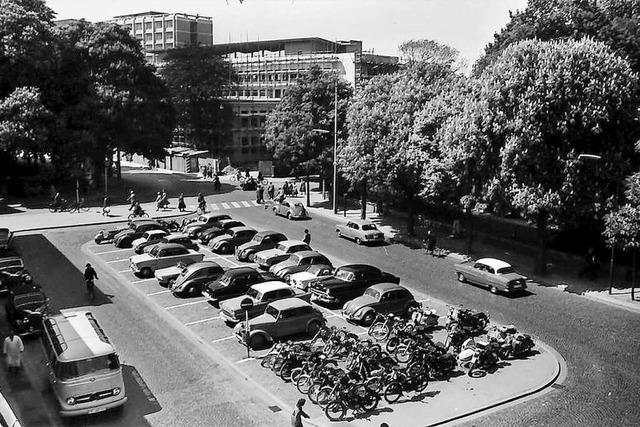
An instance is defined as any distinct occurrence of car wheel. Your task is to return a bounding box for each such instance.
[187,285,198,296]
[355,237,362,245]
[273,208,278,216]
[307,320,322,335]
[284,273,291,282]
[362,312,375,326]
[250,334,268,350]
[457,273,466,283]
[490,285,498,294]
[141,267,152,278]
[336,229,342,238]
[286,212,291,220]
[219,244,230,254]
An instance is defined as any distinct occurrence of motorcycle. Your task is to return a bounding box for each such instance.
[446,306,489,335]
[457,340,500,377]
[94,226,128,244]
[324,378,380,421]
[498,333,535,360]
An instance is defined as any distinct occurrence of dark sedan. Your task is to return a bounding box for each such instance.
[169,261,225,297]
[6,285,49,336]
[208,227,257,254]
[199,219,246,245]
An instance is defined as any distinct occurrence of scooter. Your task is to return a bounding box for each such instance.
[457,339,499,377]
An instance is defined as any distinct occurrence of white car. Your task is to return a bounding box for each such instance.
[335,219,385,244]
[253,240,311,269]
[132,230,169,254]
[130,243,204,278]
[289,264,334,290]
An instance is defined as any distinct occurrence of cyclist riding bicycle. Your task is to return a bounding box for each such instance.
[197,193,206,212]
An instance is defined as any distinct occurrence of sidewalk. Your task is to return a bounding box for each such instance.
[290,191,640,315]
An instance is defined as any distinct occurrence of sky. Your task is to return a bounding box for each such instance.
[45,0,529,66]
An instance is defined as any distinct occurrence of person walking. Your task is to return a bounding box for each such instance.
[178,193,186,212]
[302,229,311,245]
[84,263,98,301]
[155,191,163,211]
[102,193,110,216]
[425,230,437,256]
[291,398,309,427]
[3,332,24,378]
[127,190,136,211]
[267,182,275,200]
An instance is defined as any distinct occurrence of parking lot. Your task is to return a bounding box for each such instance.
[84,209,561,426]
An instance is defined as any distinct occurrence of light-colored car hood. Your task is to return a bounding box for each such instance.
[154,265,182,279]
[131,237,146,248]
[255,248,283,260]
[220,295,256,313]
[290,271,315,282]
[343,295,376,315]
[130,254,153,264]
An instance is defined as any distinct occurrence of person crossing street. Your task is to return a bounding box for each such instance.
[302,229,311,245]
[84,263,99,301]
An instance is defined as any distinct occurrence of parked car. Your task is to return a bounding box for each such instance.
[271,200,307,220]
[144,233,199,253]
[342,283,418,325]
[253,240,311,270]
[202,267,278,304]
[169,261,225,297]
[0,228,14,251]
[454,258,527,294]
[234,298,325,349]
[94,219,150,244]
[208,227,257,254]
[155,262,192,287]
[335,219,385,245]
[289,264,334,290]
[114,220,165,248]
[184,213,232,239]
[200,220,246,245]
[132,230,169,254]
[234,230,288,262]
[0,256,26,294]
[219,281,310,324]
[269,251,332,280]
[6,284,49,336]
[130,243,204,277]
[309,264,400,305]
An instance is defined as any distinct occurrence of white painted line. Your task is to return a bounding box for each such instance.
[108,259,129,264]
[117,269,132,273]
[356,331,369,335]
[211,204,220,210]
[95,248,131,255]
[131,279,155,284]
[212,336,235,343]
[241,201,252,207]
[164,300,208,310]
[416,299,430,303]
[148,290,171,296]
[236,358,255,364]
[185,316,220,326]
[251,201,259,206]
[230,202,241,208]
[221,202,230,209]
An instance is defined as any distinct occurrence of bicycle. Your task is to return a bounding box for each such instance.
[48,199,69,213]
[128,209,149,221]
[68,198,90,213]
[196,201,207,215]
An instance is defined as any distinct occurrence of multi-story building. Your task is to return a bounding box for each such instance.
[207,37,399,167]
[108,11,213,64]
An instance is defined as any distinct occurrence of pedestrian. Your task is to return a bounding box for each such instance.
[302,229,311,245]
[3,331,24,378]
[102,193,110,216]
[84,263,98,301]
[283,181,290,196]
[127,189,136,211]
[258,171,263,182]
[267,182,275,200]
[291,398,309,427]
[178,193,186,212]
[425,230,437,256]
[299,181,306,194]
[155,191,162,211]
[256,185,264,204]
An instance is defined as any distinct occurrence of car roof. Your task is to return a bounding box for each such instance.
[225,266,259,276]
[45,311,115,362]
[145,230,167,235]
[166,233,189,240]
[185,261,222,271]
[154,243,188,251]
[251,280,288,293]
[369,282,406,293]
[344,219,376,226]
[218,219,241,224]
[0,256,22,264]
[229,226,255,233]
[291,250,322,259]
[337,264,379,273]
[278,240,307,248]
[476,258,512,270]
[268,297,311,310]
[255,230,285,238]
[202,213,231,220]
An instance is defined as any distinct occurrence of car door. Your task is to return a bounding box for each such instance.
[467,262,486,284]
[274,307,300,337]
[345,222,355,239]
[374,290,393,313]
[483,266,497,288]
[225,275,248,297]
[387,290,408,315]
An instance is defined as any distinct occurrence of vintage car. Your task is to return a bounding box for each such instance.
[0,228,14,251]
[94,219,151,244]
[114,220,165,248]
[184,213,232,239]
[454,258,527,294]
[342,283,418,325]
[155,262,193,287]
[144,233,199,253]
[289,264,334,290]
[202,266,278,304]
[271,200,307,220]
[169,261,225,297]
[253,240,312,270]
[130,243,204,277]
[0,256,27,294]
[6,284,49,336]
[234,230,288,262]
[335,219,385,245]
[269,251,332,280]
[310,264,400,305]
[199,219,246,245]
[132,230,170,254]
[208,227,257,254]
[234,298,325,349]
[219,281,310,324]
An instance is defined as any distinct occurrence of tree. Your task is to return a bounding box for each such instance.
[399,39,466,70]
[160,45,233,155]
[477,38,640,274]
[475,0,640,74]
[603,204,640,299]
[264,66,352,205]
[0,86,51,158]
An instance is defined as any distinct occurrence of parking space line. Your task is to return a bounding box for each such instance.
[95,248,131,255]
[212,336,235,343]
[325,314,338,319]
[117,269,131,273]
[417,299,430,303]
[230,202,241,208]
[131,279,155,284]
[164,300,208,310]
[241,201,251,207]
[236,358,255,364]
[148,290,171,296]
[108,259,129,264]
[221,202,230,209]
[185,316,220,326]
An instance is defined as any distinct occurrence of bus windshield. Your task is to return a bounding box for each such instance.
[55,354,120,381]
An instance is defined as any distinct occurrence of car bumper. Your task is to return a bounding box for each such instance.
[311,293,338,305]
[201,290,218,303]
[130,262,141,273]
[506,283,527,293]
[59,395,127,417]
[220,311,240,324]
[342,310,361,322]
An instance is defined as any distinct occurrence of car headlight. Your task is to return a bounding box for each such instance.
[66,397,76,405]
[113,387,121,395]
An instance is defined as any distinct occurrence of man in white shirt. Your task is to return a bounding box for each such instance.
[3,332,24,377]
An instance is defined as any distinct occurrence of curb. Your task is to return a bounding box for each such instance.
[582,292,640,315]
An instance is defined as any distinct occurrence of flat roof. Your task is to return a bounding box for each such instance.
[210,37,356,55]
[46,311,115,362]
[251,281,287,293]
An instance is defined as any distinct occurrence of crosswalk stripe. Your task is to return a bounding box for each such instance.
[241,201,251,207]
[211,204,220,210]
[230,202,241,208]
[251,201,259,206]
[221,202,230,209]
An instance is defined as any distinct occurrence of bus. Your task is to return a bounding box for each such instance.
[41,311,127,416]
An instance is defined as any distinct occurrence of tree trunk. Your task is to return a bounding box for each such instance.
[608,243,614,295]
[116,149,122,180]
[633,248,636,301]
[535,210,549,275]
[407,195,415,236]
[305,174,310,207]
[465,208,473,253]
[360,181,367,220]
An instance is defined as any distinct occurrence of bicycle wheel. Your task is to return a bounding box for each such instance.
[386,336,400,353]
[369,323,390,341]
[81,204,90,212]
[48,204,57,213]
[196,206,205,215]
[361,389,379,411]
[324,400,346,421]
[271,357,285,374]
[307,382,322,403]
[412,373,429,392]
[296,375,313,394]
[277,362,293,381]
[384,382,403,403]
[316,386,335,408]
[127,213,135,221]
[394,344,412,364]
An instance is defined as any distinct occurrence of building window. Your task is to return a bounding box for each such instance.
[251,90,258,97]
[144,22,152,30]
[165,20,173,28]
[259,116,266,126]
[259,90,265,97]
[275,89,281,98]
[165,42,173,48]
[251,136,259,145]
[251,147,257,153]
[250,117,258,127]
[165,32,173,41]
[145,44,153,50]
[134,22,142,31]
[275,74,280,81]
[145,34,152,41]
[135,34,143,40]
[241,117,248,128]
[268,75,273,81]
[241,148,249,154]
[155,43,163,49]
[155,21,163,30]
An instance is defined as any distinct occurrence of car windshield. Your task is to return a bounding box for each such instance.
[497,266,515,274]
[0,259,21,269]
[335,270,355,281]
[54,354,120,381]
[265,305,279,318]
[276,243,287,251]
[361,224,377,231]
[252,235,263,243]
[226,230,235,236]
[218,274,232,286]
[246,287,260,299]
[149,246,160,256]
[364,288,380,299]
[289,254,301,264]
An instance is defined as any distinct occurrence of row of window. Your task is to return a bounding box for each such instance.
[225,89,285,98]
[131,20,173,31]
[239,135,264,146]
[238,116,267,129]
[142,32,173,41]
[144,43,174,50]
[238,73,300,82]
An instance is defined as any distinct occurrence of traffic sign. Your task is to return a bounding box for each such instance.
[240,297,253,311]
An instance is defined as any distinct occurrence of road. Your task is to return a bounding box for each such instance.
[5,175,640,426]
